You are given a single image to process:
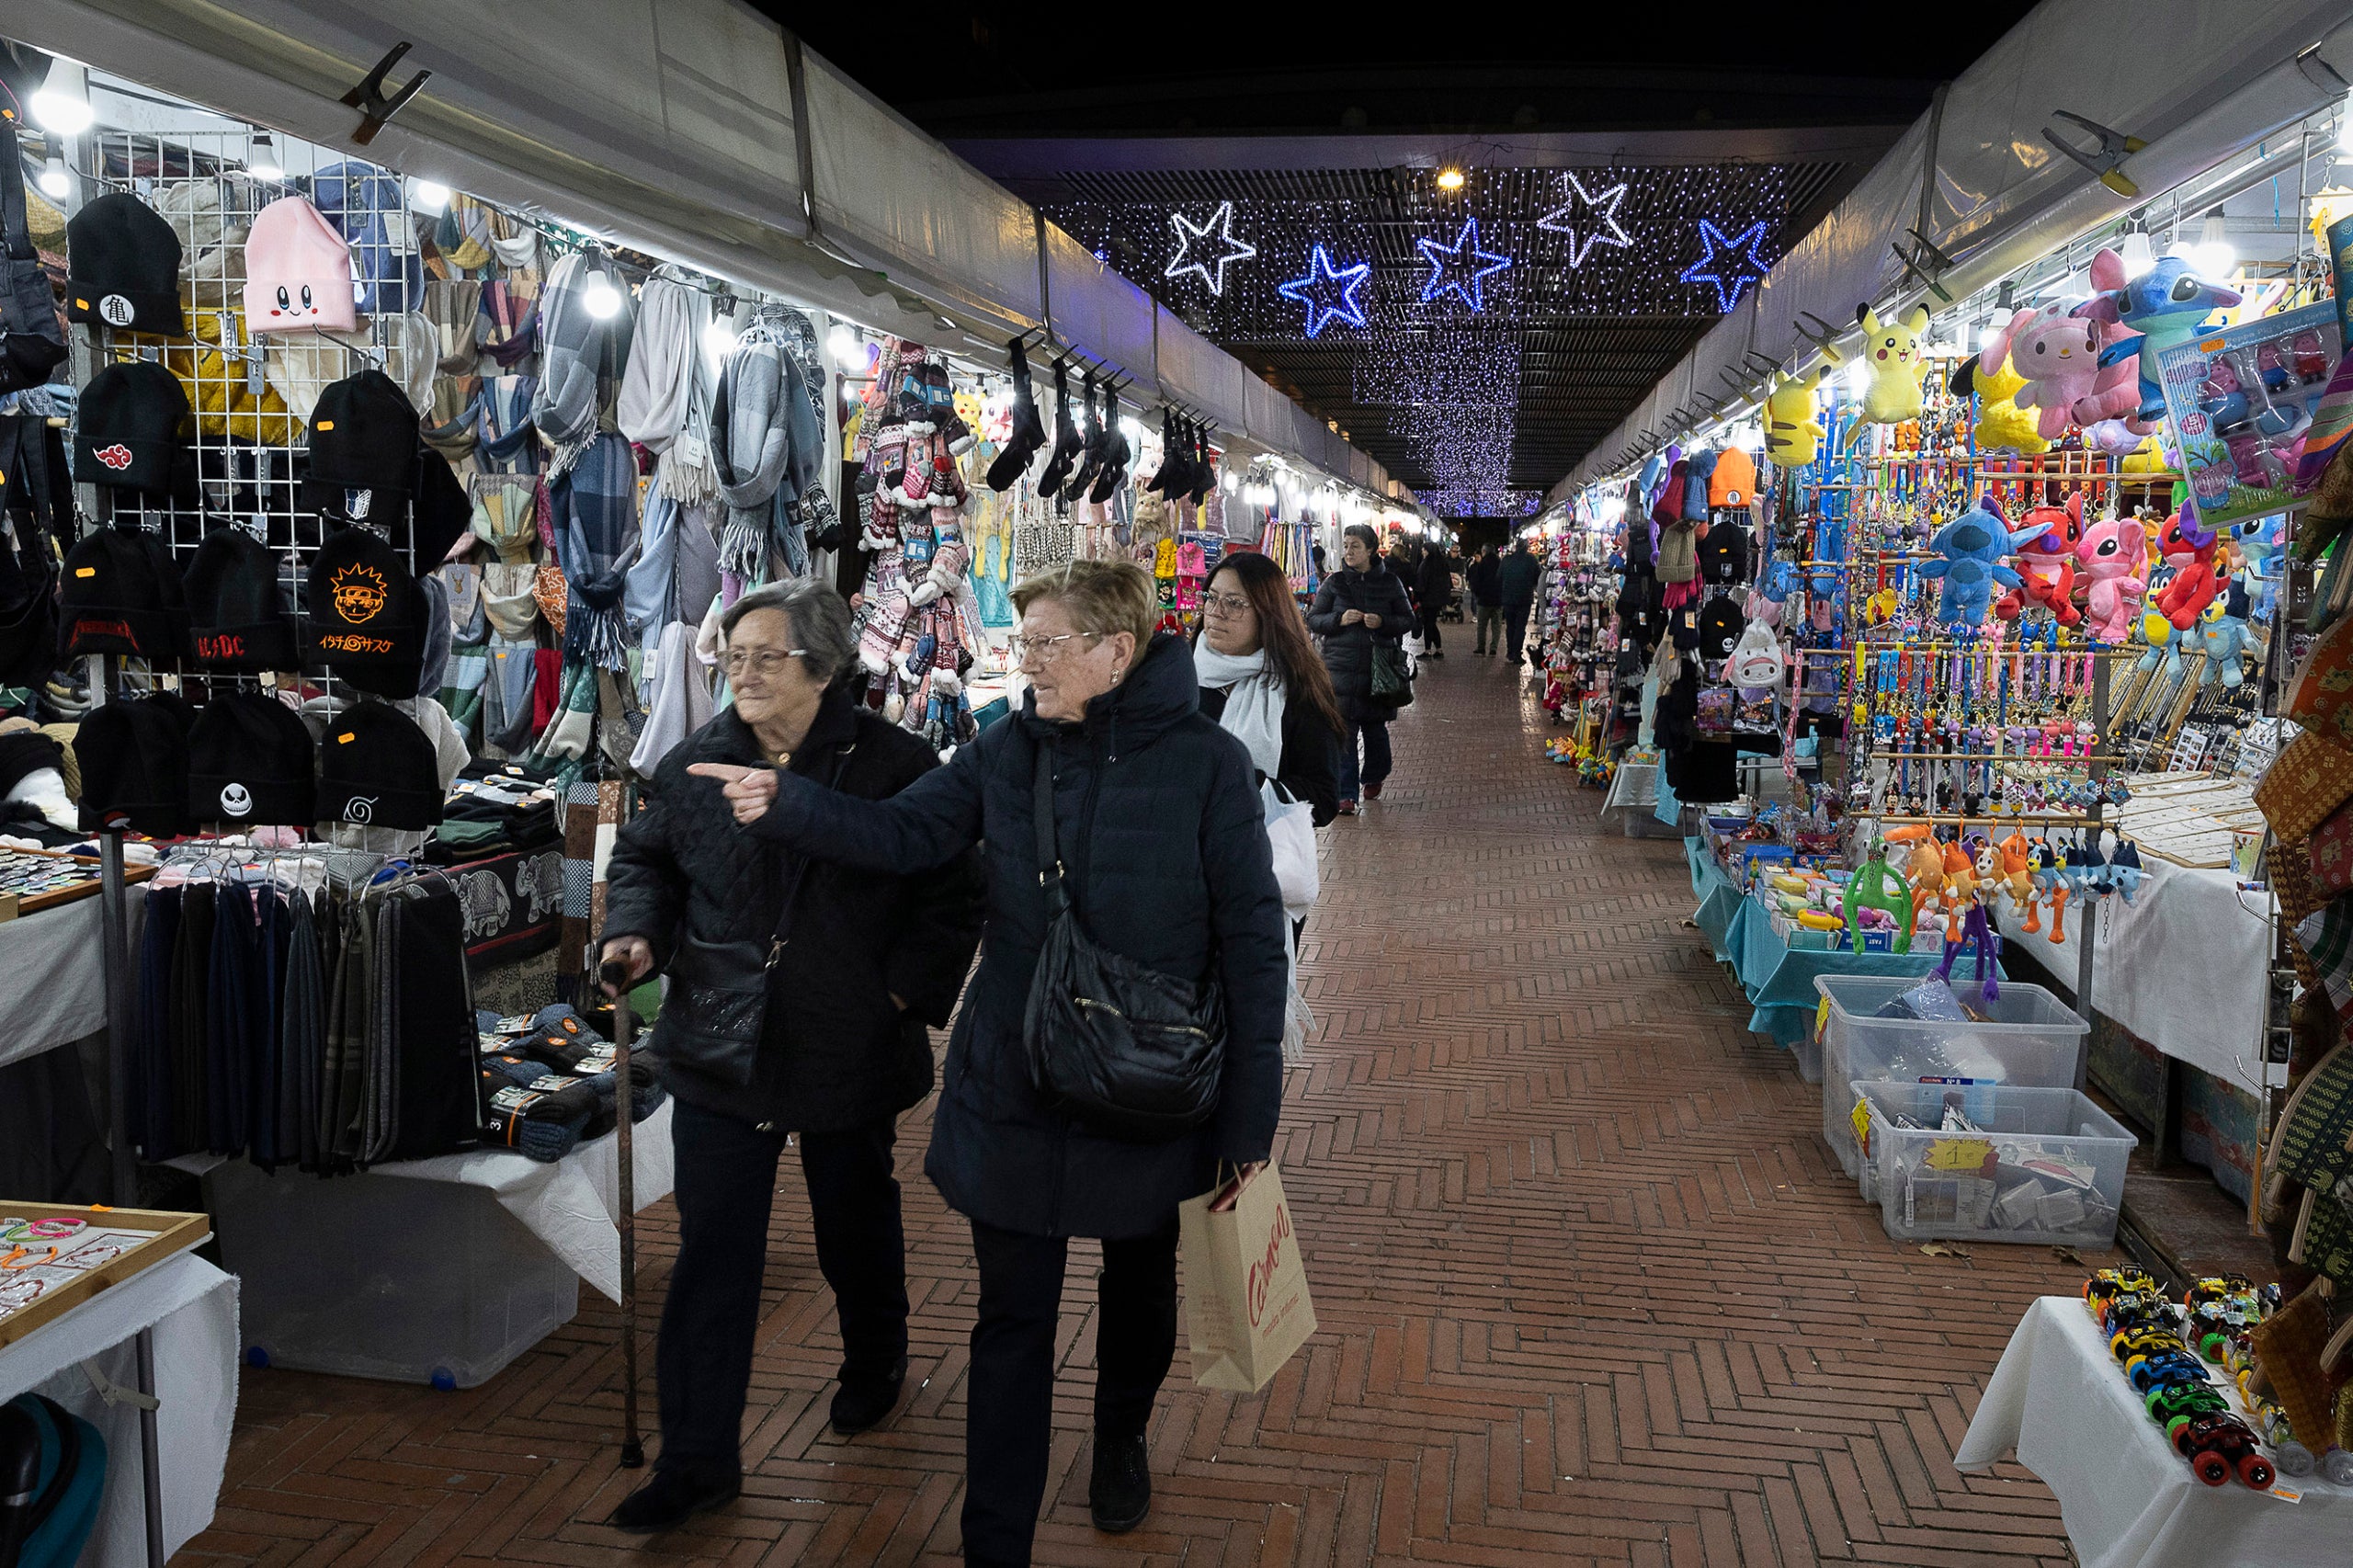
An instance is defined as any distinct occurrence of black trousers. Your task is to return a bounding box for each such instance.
[961,1216,1178,1567]
[655,1100,910,1478]
[1504,602,1533,660]
[1416,601,1443,649]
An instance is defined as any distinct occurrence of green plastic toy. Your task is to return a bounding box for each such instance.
[1843,846,1915,955]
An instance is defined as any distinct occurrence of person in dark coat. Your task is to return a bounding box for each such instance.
[1192,549,1342,828]
[1467,543,1503,653]
[599,579,985,1534]
[1306,523,1415,813]
[685,559,1287,1566]
[1498,537,1542,663]
[1415,540,1454,655]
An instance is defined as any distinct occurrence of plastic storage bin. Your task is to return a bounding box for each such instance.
[1853,1081,2136,1247]
[206,1159,579,1387]
[1813,974,2087,1179]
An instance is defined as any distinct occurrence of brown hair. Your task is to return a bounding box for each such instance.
[1010,558,1158,648]
[1198,551,1345,736]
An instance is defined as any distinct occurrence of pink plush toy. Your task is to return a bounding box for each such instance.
[1983,301,2106,440]
[2075,513,2149,644]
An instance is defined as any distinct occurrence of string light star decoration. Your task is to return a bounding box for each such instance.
[1679,218,1772,312]
[1163,200,1257,296]
[1277,244,1372,337]
[1416,215,1512,311]
[1535,173,1633,269]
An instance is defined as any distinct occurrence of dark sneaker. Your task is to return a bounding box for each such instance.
[609,1467,741,1534]
[1336,800,1357,816]
[1089,1430,1152,1534]
[1364,781,1383,801]
[829,1355,909,1436]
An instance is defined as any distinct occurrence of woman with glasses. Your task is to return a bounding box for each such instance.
[1193,550,1342,828]
[598,579,986,1536]
[681,559,1288,1567]
[1306,522,1417,813]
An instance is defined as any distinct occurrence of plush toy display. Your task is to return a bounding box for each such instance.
[1983,301,2109,440]
[1843,846,1915,955]
[2231,513,2286,622]
[1765,367,1828,467]
[1916,496,2051,627]
[2198,580,2252,687]
[2002,494,2085,624]
[2075,513,2150,643]
[2150,510,2230,631]
[1851,302,1934,425]
[2076,248,2244,424]
[1995,828,2037,915]
[1955,355,2052,455]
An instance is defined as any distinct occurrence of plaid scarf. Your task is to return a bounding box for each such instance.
[2298,897,2353,1021]
[548,432,640,670]
[533,251,634,478]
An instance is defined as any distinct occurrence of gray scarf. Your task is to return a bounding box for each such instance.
[531,250,634,478]
[710,335,820,579]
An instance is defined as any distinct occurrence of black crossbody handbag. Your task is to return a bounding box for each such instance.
[1021,746,1224,1142]
[0,115,67,394]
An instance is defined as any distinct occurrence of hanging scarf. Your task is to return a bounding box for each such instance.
[424,374,483,461]
[490,229,539,274]
[425,278,483,375]
[482,562,541,639]
[550,431,640,668]
[437,562,486,642]
[710,335,815,579]
[617,271,702,453]
[1193,644,1287,779]
[469,473,541,563]
[435,197,496,273]
[625,484,681,637]
[532,251,635,478]
[478,278,540,369]
[478,375,540,473]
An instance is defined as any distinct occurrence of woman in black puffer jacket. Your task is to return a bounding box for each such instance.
[1307,522,1415,812]
[684,559,1287,1568]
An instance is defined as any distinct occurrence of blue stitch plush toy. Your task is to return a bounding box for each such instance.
[1915,497,2052,627]
[2075,251,2243,424]
[2198,580,2251,688]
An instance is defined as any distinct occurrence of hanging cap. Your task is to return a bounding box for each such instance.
[243,196,359,334]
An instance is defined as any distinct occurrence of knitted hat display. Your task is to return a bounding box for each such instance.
[187,690,315,826]
[182,527,296,670]
[60,526,188,663]
[243,196,359,334]
[66,192,186,335]
[74,691,196,836]
[74,360,199,503]
[304,526,426,697]
[302,369,419,522]
[310,163,426,316]
[315,699,443,829]
[1707,447,1759,509]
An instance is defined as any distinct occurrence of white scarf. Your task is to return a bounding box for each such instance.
[1194,644,1286,779]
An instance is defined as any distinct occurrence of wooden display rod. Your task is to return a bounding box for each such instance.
[0,1203,210,1349]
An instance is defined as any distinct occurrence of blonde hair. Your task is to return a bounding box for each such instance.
[1010,559,1157,647]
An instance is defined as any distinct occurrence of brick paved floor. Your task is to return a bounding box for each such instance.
[183,653,2097,1568]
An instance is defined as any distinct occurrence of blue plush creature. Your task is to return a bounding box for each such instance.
[1808,515,1846,599]
[1915,497,2052,627]
[2075,252,2243,423]
[2198,580,2252,688]
[2233,514,2286,623]
[1760,557,1802,606]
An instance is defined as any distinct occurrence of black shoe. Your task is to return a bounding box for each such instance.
[609,1467,741,1534]
[830,1355,909,1436]
[1089,1430,1152,1534]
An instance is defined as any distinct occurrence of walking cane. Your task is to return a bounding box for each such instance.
[601,956,646,1469]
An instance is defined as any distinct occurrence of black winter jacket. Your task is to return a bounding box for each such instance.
[1307,562,1415,724]
[1415,549,1455,609]
[1467,553,1501,605]
[1198,680,1341,827]
[1498,549,1541,608]
[744,633,1289,1240]
[602,689,985,1133]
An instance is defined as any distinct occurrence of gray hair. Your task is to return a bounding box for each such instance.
[719,578,855,686]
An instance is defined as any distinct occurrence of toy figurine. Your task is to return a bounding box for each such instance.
[1850,302,1934,426]
[2003,494,2086,623]
[1842,846,1915,955]
[2231,514,2286,622]
[2199,581,2252,688]
[2075,248,2245,424]
[2075,512,2150,643]
[1916,496,2052,627]
[1764,367,1827,467]
[1982,301,2108,441]
[2138,512,2229,675]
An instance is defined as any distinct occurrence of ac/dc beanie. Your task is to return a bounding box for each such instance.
[187,690,314,827]
[303,369,419,523]
[304,526,425,697]
[316,700,443,829]
[183,528,296,671]
[75,360,199,504]
[60,526,188,664]
[74,691,196,836]
[67,193,186,336]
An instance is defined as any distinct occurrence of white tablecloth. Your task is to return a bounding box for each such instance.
[1956,1296,2349,1568]
[1995,858,2272,1090]
[0,885,146,1068]
[0,1252,237,1568]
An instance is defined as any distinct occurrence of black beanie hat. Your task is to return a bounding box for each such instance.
[183,528,296,671]
[1697,595,1747,663]
[75,360,199,504]
[75,692,196,836]
[303,370,420,523]
[304,526,425,697]
[0,730,65,801]
[66,193,186,336]
[317,701,443,829]
[188,690,314,827]
[60,526,188,664]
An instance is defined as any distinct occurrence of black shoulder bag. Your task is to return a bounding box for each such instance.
[1021,744,1225,1142]
[0,115,68,394]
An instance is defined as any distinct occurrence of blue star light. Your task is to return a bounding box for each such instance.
[1164,200,1257,296]
[1536,174,1633,269]
[1277,245,1371,337]
[1416,216,1511,311]
[1679,219,1771,312]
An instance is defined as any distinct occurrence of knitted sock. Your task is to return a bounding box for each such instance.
[529,1003,608,1047]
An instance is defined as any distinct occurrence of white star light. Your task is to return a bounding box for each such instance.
[1416,216,1511,312]
[1164,200,1257,296]
[1536,173,1633,269]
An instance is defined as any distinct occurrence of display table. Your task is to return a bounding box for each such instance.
[0,1251,237,1568]
[0,884,147,1069]
[1687,836,1747,963]
[1956,1296,2349,1568]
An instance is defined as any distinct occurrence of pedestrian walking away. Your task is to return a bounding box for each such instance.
[1498,537,1541,665]
[1306,522,1415,813]
[1415,541,1453,656]
[1467,543,1504,654]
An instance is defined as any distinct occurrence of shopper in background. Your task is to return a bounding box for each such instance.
[1308,522,1415,814]
[1194,549,1343,827]
[599,579,986,1534]
[1415,540,1453,658]
[1498,537,1541,665]
[1468,543,1503,655]
[680,559,1288,1567]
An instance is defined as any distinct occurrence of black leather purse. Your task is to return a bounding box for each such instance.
[0,117,67,395]
[1021,746,1224,1142]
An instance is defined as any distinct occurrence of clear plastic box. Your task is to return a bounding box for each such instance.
[1852,1081,2136,1247]
[1813,974,2087,1178]
[205,1160,580,1388]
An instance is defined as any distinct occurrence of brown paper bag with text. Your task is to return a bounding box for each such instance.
[1179,1161,1317,1392]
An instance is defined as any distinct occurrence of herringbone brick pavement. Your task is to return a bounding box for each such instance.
[179,653,2090,1568]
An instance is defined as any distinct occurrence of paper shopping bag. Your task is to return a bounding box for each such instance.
[1179,1161,1317,1392]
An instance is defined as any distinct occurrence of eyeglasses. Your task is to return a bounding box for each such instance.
[721,647,807,678]
[1200,591,1254,617]
[1010,631,1101,667]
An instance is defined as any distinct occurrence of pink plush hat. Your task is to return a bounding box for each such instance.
[243,197,358,334]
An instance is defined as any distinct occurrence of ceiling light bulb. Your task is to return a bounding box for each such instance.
[408,179,449,214]
[826,324,859,364]
[247,132,282,182]
[1436,167,1465,191]
[36,154,69,199]
[1845,358,1871,395]
[582,276,624,319]
[703,314,738,363]
[1222,471,1238,493]
[2120,228,2155,279]
[30,58,92,136]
